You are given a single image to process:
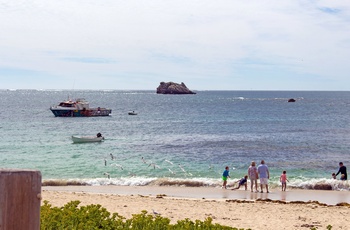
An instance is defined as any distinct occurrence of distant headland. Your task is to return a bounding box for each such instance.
[156,82,196,94]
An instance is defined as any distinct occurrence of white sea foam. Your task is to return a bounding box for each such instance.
[84,177,158,186]
[44,177,350,191]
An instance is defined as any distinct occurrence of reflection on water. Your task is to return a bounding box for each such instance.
[281,192,287,201]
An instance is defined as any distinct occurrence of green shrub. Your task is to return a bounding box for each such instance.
[40,200,249,230]
[40,200,125,229]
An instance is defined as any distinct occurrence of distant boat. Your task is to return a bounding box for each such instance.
[128,111,137,115]
[72,132,104,143]
[72,135,104,143]
[288,98,296,102]
[50,98,112,117]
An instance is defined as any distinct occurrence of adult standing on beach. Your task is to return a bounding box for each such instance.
[248,161,259,192]
[335,162,347,180]
[257,160,270,193]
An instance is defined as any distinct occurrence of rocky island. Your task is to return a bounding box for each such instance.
[156,82,196,94]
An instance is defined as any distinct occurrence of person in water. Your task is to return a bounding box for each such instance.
[280,171,289,191]
[257,160,270,193]
[332,173,336,179]
[248,161,259,192]
[231,175,248,190]
[222,166,230,189]
[335,162,347,180]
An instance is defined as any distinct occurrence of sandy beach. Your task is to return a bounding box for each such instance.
[42,186,350,229]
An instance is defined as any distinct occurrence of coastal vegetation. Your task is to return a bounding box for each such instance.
[40,200,337,230]
[40,200,246,229]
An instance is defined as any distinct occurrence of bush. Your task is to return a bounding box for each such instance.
[40,200,249,230]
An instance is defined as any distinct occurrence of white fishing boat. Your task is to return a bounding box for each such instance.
[50,98,112,117]
[72,133,104,143]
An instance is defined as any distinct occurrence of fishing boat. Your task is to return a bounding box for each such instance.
[50,98,112,117]
[128,111,137,115]
[72,134,104,143]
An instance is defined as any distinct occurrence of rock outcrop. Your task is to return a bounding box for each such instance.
[156,82,196,94]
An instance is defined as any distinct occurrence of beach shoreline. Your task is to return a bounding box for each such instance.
[42,185,350,230]
[43,185,350,205]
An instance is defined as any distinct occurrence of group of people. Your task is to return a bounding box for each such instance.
[222,160,275,193]
[223,161,348,192]
[222,160,288,192]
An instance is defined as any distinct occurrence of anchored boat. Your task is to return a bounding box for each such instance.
[72,133,104,143]
[71,135,104,143]
[50,98,112,117]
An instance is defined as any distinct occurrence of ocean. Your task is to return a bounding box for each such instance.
[1,90,349,190]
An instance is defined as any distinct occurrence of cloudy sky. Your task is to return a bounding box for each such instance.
[0,0,349,90]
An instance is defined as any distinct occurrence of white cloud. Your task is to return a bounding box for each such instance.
[0,0,350,90]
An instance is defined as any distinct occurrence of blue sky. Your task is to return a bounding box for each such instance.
[0,0,350,90]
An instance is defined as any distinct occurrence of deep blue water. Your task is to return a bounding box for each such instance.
[1,90,349,190]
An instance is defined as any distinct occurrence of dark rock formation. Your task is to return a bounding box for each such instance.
[156,82,196,94]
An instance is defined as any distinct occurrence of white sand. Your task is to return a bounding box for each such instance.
[42,186,350,230]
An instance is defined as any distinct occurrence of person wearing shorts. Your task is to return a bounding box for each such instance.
[222,166,230,189]
[257,160,270,193]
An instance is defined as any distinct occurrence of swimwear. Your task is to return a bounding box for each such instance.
[280,174,287,182]
[239,178,247,185]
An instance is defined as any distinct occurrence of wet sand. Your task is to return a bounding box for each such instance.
[43,185,350,205]
[42,186,350,229]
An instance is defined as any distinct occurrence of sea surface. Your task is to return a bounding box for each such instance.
[1,90,350,190]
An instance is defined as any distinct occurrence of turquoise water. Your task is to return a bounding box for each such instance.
[1,90,350,190]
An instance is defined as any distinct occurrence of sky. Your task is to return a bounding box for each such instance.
[0,0,350,91]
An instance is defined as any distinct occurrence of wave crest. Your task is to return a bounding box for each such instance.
[42,177,350,191]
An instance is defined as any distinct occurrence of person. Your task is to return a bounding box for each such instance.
[248,161,259,192]
[257,160,270,193]
[231,175,248,190]
[335,162,347,180]
[97,133,102,138]
[280,171,289,191]
[332,173,336,179]
[222,166,230,189]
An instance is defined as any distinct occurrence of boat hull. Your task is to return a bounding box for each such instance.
[72,136,104,143]
[50,108,112,117]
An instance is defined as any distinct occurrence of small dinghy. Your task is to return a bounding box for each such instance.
[72,133,104,143]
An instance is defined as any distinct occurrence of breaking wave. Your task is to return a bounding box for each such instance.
[42,177,350,191]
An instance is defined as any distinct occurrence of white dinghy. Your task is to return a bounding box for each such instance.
[72,133,104,143]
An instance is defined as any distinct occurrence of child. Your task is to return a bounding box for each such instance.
[332,173,336,179]
[231,175,248,190]
[222,166,230,189]
[280,171,289,191]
